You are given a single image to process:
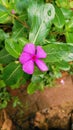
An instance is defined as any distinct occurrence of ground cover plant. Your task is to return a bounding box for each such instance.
[0,0,73,109]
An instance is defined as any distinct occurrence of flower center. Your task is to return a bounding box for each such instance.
[32,55,37,61]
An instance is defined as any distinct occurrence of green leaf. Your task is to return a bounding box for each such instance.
[31,67,45,83]
[12,20,26,38]
[66,32,73,43]
[5,38,20,58]
[3,62,23,85]
[0,48,15,64]
[53,5,65,28]
[27,82,44,94]
[16,0,29,13]
[0,80,6,88]
[69,1,73,9]
[56,0,69,8]
[31,75,42,83]
[16,0,44,13]
[66,17,73,32]
[65,17,73,43]
[27,82,38,94]
[10,80,22,89]
[13,97,21,107]
[23,72,31,81]
[0,29,6,41]
[0,4,9,23]
[61,8,73,20]
[53,68,62,79]
[56,61,70,71]
[28,2,55,44]
[5,37,28,58]
[18,37,28,53]
[43,43,73,62]
[0,100,8,109]
[0,0,9,7]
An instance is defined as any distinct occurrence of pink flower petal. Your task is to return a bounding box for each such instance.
[35,59,48,72]
[23,43,35,54]
[19,52,31,64]
[36,46,47,58]
[22,60,34,74]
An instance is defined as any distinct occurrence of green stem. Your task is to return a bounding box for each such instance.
[13,15,29,29]
[8,12,29,29]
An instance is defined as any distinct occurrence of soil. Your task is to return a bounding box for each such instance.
[0,75,73,130]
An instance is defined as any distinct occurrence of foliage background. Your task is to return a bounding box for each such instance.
[0,0,73,108]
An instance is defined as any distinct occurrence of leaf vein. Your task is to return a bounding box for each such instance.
[6,65,20,81]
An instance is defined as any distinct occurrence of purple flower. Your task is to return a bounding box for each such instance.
[19,43,48,74]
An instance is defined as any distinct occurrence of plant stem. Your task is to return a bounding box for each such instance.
[13,15,29,29]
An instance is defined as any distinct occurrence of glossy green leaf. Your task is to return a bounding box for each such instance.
[3,62,23,85]
[12,20,26,38]
[43,43,73,62]
[0,48,15,64]
[28,2,55,44]
[5,38,20,58]
[53,5,65,28]
[0,4,9,23]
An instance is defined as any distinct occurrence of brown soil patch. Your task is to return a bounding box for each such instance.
[0,75,73,130]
